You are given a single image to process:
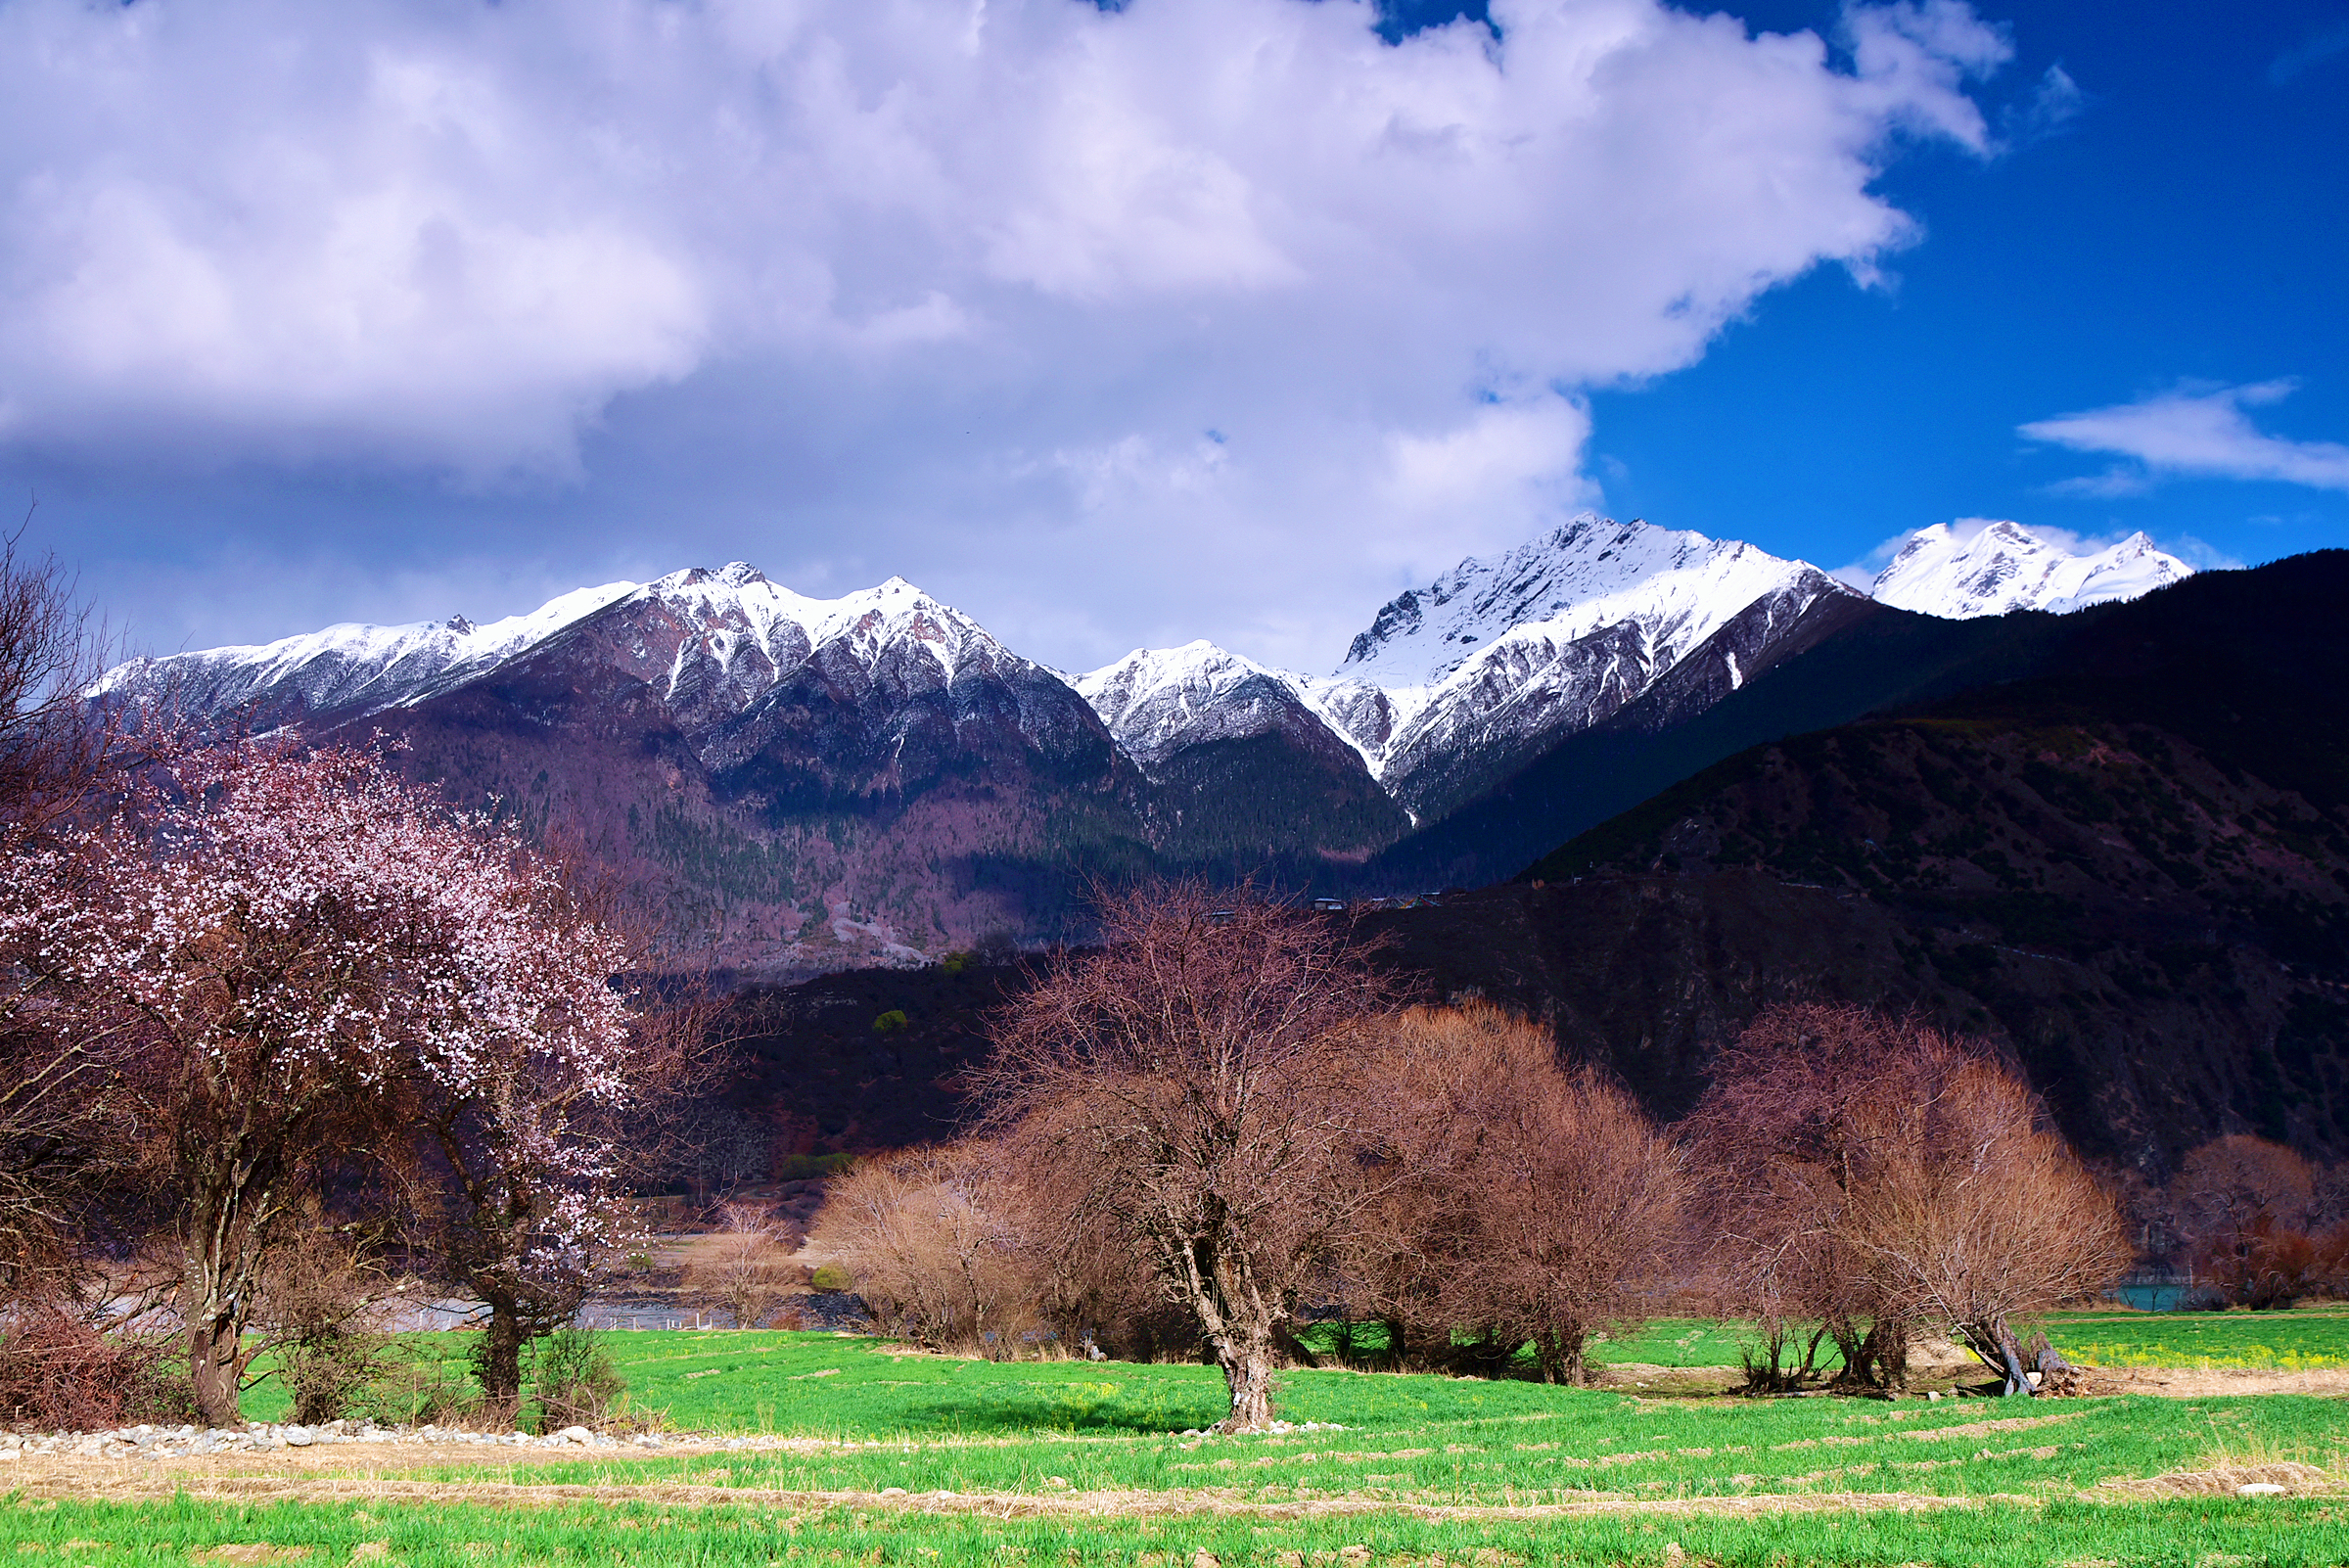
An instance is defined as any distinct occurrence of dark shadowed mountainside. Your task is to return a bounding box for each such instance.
[1420,551,2349,1173]
[1346,587,2089,893]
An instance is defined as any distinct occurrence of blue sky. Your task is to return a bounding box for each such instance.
[5,0,2345,674]
[1586,0,2349,581]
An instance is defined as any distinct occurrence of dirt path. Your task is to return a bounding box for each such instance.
[5,1439,2342,1517]
[0,1447,2041,1520]
[2077,1367,2349,1397]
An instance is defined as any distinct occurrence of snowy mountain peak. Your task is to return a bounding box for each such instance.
[1869,520,2193,620]
[95,562,1030,736]
[1076,641,1313,769]
[1336,514,1838,690]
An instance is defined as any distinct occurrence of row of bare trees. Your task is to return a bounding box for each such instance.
[811,883,2139,1431]
[0,540,718,1429]
[2129,1134,2349,1309]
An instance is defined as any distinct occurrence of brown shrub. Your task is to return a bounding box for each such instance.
[0,1307,191,1430]
[1355,1003,1686,1384]
[2170,1134,2341,1308]
[253,1218,402,1425]
[809,1144,1048,1356]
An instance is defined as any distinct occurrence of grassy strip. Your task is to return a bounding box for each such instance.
[2053,1308,2349,1372]
[379,1388,2346,1503]
[9,1493,2349,1566]
[234,1310,2349,1433]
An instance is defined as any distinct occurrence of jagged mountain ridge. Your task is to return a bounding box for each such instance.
[99,517,2197,967]
[102,565,1150,975]
[1080,517,1862,824]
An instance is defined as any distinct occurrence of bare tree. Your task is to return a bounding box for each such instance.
[2169,1134,2339,1309]
[1364,1003,1685,1385]
[974,881,1399,1431]
[1681,1004,1941,1391]
[0,530,131,1308]
[1684,1003,2129,1396]
[688,1201,799,1330]
[1838,1053,2133,1391]
[812,1145,1041,1354]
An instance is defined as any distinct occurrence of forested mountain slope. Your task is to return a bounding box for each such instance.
[1405,552,2349,1172]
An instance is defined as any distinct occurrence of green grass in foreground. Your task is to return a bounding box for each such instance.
[47,1313,2349,1566]
[416,1383,2349,1505]
[236,1307,2349,1430]
[7,1494,2349,1568]
[236,1331,2349,1509]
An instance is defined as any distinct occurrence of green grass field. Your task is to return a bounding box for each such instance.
[10,1494,2349,1568]
[14,1310,2348,1565]
[235,1305,2349,1429]
[2050,1307,2349,1371]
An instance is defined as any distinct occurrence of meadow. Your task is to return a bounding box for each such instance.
[11,1310,2347,1566]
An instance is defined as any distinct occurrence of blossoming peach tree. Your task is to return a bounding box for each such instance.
[7,739,643,1427]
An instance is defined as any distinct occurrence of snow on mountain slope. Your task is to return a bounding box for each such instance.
[1074,641,1352,771]
[94,580,640,720]
[1869,521,2193,620]
[1068,516,1855,823]
[1314,517,1856,811]
[1335,516,1817,690]
[99,562,1054,750]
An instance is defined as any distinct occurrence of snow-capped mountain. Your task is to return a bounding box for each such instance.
[1073,642,1336,772]
[101,564,1140,976]
[96,581,641,723]
[1072,641,1407,859]
[1073,517,1858,824]
[1318,518,1856,815]
[103,513,2209,967]
[1869,521,2193,620]
[101,563,1060,751]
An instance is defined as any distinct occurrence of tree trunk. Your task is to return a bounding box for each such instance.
[1536,1329,1588,1386]
[186,1311,244,1429]
[1216,1333,1277,1433]
[476,1294,526,1422]
[1958,1316,2037,1398]
[1872,1316,1911,1392]
[1380,1314,1407,1371]
[179,1157,268,1429]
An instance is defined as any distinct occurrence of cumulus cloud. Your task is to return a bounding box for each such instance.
[2021,381,2349,496]
[0,0,2010,668]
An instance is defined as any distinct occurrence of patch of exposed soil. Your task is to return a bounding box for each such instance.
[2076,1367,2349,1397]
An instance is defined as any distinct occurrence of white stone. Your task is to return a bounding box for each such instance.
[2237,1483,2287,1497]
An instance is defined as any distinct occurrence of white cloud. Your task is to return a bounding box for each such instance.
[0,0,2010,669]
[2001,62,2084,147]
[2021,381,2349,495]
